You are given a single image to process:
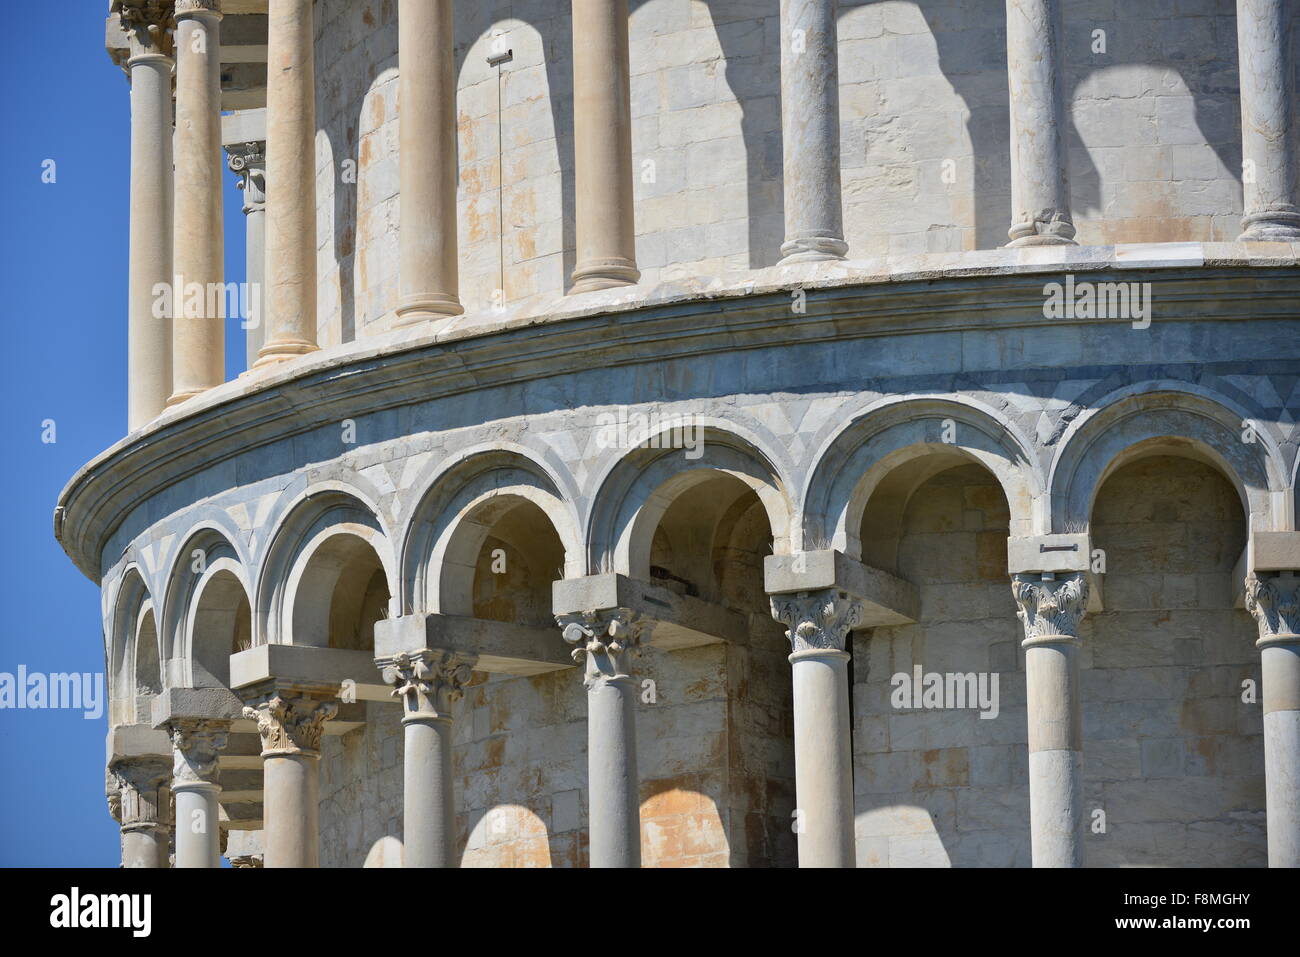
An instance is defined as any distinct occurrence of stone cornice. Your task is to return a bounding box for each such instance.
[54,251,1300,582]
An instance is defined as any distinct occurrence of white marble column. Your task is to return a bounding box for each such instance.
[109,758,171,868]
[168,0,225,406]
[1236,0,1300,241]
[778,0,848,264]
[570,0,640,293]
[1005,0,1076,246]
[559,611,643,867]
[381,651,475,867]
[396,0,463,323]
[1012,572,1088,867]
[118,2,174,429]
[770,590,859,867]
[226,141,267,367]
[168,719,229,868]
[257,0,320,367]
[1244,571,1300,867]
[243,692,337,868]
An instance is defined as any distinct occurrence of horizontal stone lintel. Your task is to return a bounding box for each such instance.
[763,550,919,627]
[552,573,776,648]
[1250,531,1300,572]
[375,614,574,675]
[106,723,171,766]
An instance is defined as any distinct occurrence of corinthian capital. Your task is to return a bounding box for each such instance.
[114,0,175,60]
[381,650,476,720]
[1244,571,1300,647]
[770,589,863,653]
[1011,572,1089,644]
[557,609,643,685]
[169,719,229,787]
[243,694,337,757]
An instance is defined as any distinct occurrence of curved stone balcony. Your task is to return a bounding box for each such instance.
[69,243,1300,868]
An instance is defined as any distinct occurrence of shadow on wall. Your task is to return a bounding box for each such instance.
[1062,1,1243,242]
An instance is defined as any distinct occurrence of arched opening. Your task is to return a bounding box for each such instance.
[189,568,251,689]
[290,532,390,651]
[1086,453,1264,866]
[630,467,792,868]
[132,605,161,724]
[451,496,566,626]
[855,459,1022,867]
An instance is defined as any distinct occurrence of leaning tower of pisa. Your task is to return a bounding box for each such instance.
[62,0,1300,869]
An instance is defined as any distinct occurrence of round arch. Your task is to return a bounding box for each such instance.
[401,447,583,615]
[802,396,1044,566]
[586,426,793,579]
[256,485,398,647]
[1049,386,1289,534]
[160,526,251,688]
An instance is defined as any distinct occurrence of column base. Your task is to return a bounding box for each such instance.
[778,236,849,265]
[252,338,319,370]
[1007,214,1078,248]
[395,294,464,326]
[1238,209,1300,243]
[165,388,207,408]
[569,258,640,295]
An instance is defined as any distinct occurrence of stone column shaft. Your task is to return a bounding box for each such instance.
[1236,0,1300,241]
[560,611,642,867]
[397,0,463,322]
[382,650,475,868]
[227,142,267,367]
[169,0,225,406]
[1005,0,1076,246]
[1245,570,1300,867]
[771,590,859,867]
[1012,572,1088,867]
[779,0,848,264]
[244,692,337,868]
[168,719,229,868]
[257,0,320,367]
[570,0,640,293]
[120,3,174,429]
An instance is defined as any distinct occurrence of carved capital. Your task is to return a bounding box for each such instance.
[243,694,337,757]
[557,609,643,685]
[1011,572,1089,644]
[769,589,863,653]
[381,650,475,720]
[1244,571,1300,647]
[229,854,264,868]
[115,1,175,61]
[169,719,229,787]
[109,758,172,830]
[226,142,266,212]
[174,0,222,18]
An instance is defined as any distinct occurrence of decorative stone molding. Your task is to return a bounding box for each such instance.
[229,854,264,868]
[381,650,475,720]
[770,589,863,654]
[169,720,229,786]
[1244,571,1300,647]
[174,0,222,16]
[1011,572,1089,644]
[243,694,338,757]
[110,758,172,830]
[105,768,123,824]
[557,609,643,684]
[114,1,174,60]
[226,142,266,214]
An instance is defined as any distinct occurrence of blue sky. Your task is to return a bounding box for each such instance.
[0,2,248,866]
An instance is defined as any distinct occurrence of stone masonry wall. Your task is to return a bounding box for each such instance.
[1086,455,1264,867]
[309,0,1256,344]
